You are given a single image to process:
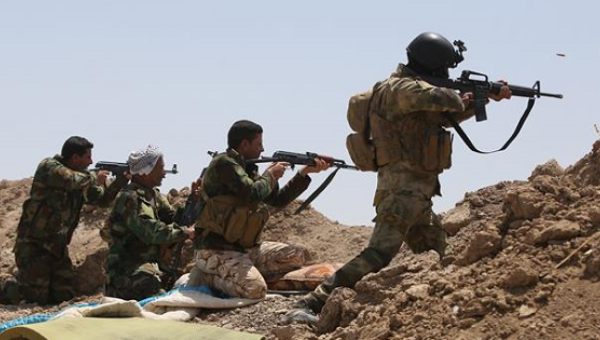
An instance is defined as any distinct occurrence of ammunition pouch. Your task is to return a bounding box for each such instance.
[197,195,270,249]
[346,133,377,172]
[422,130,452,172]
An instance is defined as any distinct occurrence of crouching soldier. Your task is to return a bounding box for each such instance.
[186,120,330,299]
[103,145,196,300]
[8,136,127,305]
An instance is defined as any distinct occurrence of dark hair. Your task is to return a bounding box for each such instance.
[61,136,94,160]
[227,120,263,149]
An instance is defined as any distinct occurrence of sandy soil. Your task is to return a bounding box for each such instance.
[2,142,600,339]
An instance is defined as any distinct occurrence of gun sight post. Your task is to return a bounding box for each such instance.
[166,164,178,174]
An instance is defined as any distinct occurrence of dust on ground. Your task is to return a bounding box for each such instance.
[2,142,600,340]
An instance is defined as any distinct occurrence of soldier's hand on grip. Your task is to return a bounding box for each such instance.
[266,162,290,180]
[97,170,110,186]
[488,80,512,101]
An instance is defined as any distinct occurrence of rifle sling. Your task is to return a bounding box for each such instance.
[442,97,535,154]
[294,167,340,215]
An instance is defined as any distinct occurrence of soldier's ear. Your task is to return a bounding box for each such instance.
[238,139,250,152]
[66,154,82,169]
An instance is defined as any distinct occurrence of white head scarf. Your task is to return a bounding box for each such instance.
[128,145,163,176]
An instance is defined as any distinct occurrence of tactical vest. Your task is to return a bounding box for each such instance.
[346,78,452,174]
[197,195,269,249]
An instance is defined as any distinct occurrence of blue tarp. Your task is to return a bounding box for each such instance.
[0,285,217,334]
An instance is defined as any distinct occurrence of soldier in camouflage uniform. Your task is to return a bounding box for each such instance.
[186,120,329,299]
[10,136,128,305]
[297,32,512,313]
[104,146,196,301]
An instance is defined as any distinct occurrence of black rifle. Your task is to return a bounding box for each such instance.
[165,192,200,289]
[248,151,358,214]
[248,151,359,170]
[91,161,179,175]
[421,71,563,153]
[165,151,217,288]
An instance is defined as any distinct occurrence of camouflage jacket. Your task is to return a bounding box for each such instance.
[105,182,186,272]
[197,148,311,251]
[373,64,476,197]
[16,155,126,256]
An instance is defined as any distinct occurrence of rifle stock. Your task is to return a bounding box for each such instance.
[165,194,199,289]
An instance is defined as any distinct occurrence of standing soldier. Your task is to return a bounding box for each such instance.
[104,145,196,300]
[296,32,512,313]
[8,136,128,305]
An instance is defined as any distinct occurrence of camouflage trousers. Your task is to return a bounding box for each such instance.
[187,241,308,299]
[105,262,168,301]
[309,189,447,305]
[14,241,75,305]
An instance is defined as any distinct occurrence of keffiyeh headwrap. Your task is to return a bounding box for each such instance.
[128,145,163,175]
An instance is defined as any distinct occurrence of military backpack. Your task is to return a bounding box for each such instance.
[346,89,378,172]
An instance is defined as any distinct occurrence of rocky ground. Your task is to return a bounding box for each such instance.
[2,142,600,339]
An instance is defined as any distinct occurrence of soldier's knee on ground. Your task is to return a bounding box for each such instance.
[130,271,164,299]
[214,274,267,300]
[244,279,267,300]
[108,270,164,300]
[19,282,50,305]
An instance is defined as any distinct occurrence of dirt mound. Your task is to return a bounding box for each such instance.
[267,142,600,340]
[3,141,600,340]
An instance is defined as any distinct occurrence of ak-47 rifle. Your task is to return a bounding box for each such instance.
[164,191,201,289]
[248,151,358,214]
[91,161,179,175]
[165,152,217,288]
[420,69,563,153]
[248,151,358,170]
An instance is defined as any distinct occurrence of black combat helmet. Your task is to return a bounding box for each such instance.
[406,32,466,77]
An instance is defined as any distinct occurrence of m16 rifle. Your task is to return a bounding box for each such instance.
[421,70,563,122]
[420,69,563,153]
[420,70,563,154]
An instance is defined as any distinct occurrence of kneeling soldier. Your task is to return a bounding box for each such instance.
[104,145,195,300]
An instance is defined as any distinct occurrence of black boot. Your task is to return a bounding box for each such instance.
[0,277,21,305]
[294,293,326,314]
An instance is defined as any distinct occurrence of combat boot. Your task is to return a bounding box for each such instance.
[0,277,21,305]
[293,293,326,314]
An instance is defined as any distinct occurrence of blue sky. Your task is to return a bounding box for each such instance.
[1,1,597,226]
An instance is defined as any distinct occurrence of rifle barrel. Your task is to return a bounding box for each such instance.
[539,92,563,99]
[480,81,562,100]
